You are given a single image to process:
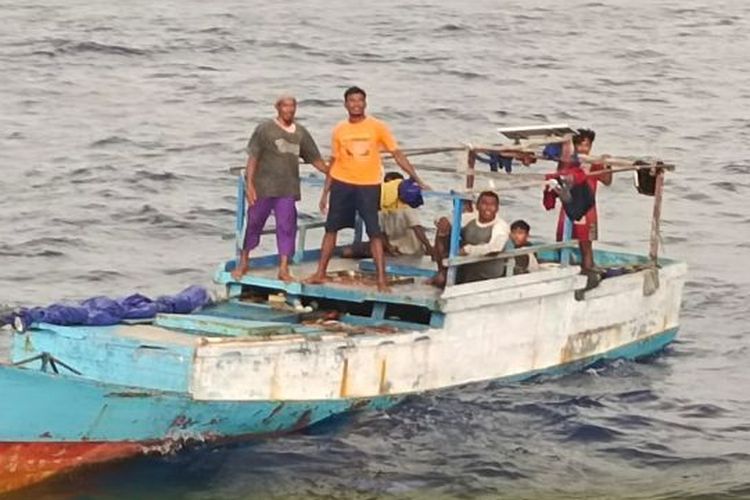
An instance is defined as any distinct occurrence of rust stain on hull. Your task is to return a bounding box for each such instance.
[378,359,388,395]
[0,441,144,495]
[560,328,605,364]
[0,413,343,496]
[338,358,349,398]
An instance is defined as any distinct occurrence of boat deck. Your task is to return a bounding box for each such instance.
[3,247,680,396]
[6,273,427,393]
[221,254,444,311]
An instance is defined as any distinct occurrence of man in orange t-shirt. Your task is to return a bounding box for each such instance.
[305,86,428,292]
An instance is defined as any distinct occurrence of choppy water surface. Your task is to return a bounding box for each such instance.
[2,0,750,498]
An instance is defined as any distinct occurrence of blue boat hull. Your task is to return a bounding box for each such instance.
[0,364,400,493]
[0,326,677,493]
[0,364,401,443]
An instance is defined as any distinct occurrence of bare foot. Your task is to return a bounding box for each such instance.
[277,270,295,283]
[303,273,328,285]
[427,273,446,288]
[377,281,392,294]
[231,264,249,281]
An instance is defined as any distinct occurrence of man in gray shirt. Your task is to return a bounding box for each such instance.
[232,94,328,282]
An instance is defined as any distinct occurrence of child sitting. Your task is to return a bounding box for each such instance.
[508,219,539,274]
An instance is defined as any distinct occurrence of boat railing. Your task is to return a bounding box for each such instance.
[443,241,578,275]
[440,189,586,285]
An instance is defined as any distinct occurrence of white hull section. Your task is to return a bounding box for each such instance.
[190,262,687,401]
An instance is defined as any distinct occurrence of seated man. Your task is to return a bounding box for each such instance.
[507,219,540,275]
[431,191,510,287]
[342,172,433,259]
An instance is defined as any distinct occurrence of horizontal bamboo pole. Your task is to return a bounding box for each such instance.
[412,162,673,189]
[443,240,578,268]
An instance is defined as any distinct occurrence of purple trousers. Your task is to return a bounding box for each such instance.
[243,196,297,257]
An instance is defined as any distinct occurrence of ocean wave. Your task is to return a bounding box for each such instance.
[52,40,149,57]
[722,162,750,175]
[441,69,488,80]
[0,244,66,258]
[132,170,179,182]
[71,269,127,282]
[564,423,624,442]
[436,23,468,32]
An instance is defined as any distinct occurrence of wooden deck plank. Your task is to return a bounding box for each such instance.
[114,324,205,347]
[154,314,295,337]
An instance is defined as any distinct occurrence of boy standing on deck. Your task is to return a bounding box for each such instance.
[305,86,429,292]
[554,129,612,274]
[232,94,329,282]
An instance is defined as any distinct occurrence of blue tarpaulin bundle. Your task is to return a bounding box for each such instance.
[3,285,210,330]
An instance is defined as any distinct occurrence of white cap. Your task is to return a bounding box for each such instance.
[275,93,297,105]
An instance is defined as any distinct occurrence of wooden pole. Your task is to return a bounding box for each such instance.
[561,215,573,266]
[446,195,463,286]
[235,173,246,260]
[443,240,577,267]
[642,168,665,296]
[649,168,665,265]
[391,146,466,157]
[466,150,476,191]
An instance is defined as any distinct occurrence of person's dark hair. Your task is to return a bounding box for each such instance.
[477,190,499,205]
[384,171,404,182]
[510,219,531,232]
[344,86,367,100]
[573,128,596,146]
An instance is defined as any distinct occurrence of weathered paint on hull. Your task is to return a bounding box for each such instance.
[10,259,686,405]
[0,327,677,495]
[500,327,677,383]
[0,441,144,494]
[0,363,401,443]
[191,263,686,401]
[0,361,402,494]
[0,253,686,494]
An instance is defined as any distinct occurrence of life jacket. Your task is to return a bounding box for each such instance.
[380,179,405,211]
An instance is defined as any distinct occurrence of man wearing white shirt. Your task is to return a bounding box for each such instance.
[431,191,510,287]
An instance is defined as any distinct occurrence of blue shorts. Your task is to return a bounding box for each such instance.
[325,179,382,238]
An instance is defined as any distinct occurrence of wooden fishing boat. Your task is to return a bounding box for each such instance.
[0,124,686,494]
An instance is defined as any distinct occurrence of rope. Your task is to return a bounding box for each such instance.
[13,352,82,376]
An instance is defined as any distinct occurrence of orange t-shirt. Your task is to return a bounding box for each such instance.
[330,116,398,185]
